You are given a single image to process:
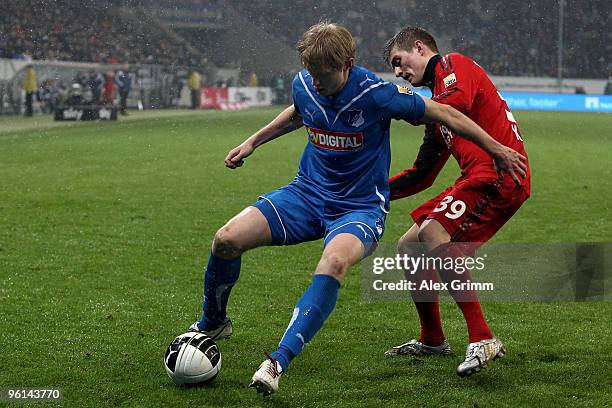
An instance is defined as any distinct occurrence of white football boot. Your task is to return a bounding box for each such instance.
[457,337,506,377]
[249,353,283,396]
[385,339,452,356]
[188,319,233,340]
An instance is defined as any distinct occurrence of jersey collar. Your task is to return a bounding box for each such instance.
[423,54,442,91]
[302,68,354,107]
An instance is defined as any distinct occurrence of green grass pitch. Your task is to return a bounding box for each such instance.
[0,109,610,407]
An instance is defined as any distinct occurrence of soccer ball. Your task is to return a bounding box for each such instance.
[163,331,221,386]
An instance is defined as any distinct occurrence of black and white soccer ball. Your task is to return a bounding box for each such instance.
[164,331,221,386]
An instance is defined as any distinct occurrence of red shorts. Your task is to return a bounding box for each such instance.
[410,177,529,243]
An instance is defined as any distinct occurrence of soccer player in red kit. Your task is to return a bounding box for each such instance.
[383,27,531,377]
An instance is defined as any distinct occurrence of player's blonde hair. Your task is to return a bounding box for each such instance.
[297,22,356,72]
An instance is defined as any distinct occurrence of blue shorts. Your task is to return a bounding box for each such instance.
[252,181,387,257]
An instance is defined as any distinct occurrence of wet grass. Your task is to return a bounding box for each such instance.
[0,108,610,407]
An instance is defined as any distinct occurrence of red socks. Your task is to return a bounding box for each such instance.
[431,243,493,343]
[409,268,446,346]
[454,300,493,343]
[414,301,446,346]
[407,243,494,344]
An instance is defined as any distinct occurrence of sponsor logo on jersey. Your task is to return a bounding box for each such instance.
[307,127,364,151]
[443,73,457,88]
[396,84,413,95]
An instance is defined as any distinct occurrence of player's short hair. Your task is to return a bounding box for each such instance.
[297,22,356,72]
[384,27,439,64]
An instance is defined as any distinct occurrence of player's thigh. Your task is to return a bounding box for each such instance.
[315,233,365,283]
[323,209,385,258]
[252,184,324,246]
[212,206,272,258]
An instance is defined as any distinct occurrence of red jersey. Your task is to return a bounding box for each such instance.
[389,53,531,199]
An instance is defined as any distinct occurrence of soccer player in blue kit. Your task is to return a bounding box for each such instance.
[188,22,526,395]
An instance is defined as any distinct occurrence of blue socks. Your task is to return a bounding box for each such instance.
[199,256,340,373]
[199,252,241,330]
[271,274,340,371]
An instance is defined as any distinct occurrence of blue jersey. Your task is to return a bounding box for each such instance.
[292,66,425,210]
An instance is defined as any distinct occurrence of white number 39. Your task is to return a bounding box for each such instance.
[433,195,467,220]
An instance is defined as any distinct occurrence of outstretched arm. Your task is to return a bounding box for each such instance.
[225,105,303,169]
[420,97,527,184]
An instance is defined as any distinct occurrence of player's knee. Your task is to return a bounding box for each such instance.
[212,226,243,259]
[318,252,350,280]
[417,224,442,244]
[417,225,451,253]
[416,226,432,244]
[397,234,419,256]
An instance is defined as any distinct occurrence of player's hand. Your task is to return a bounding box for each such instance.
[492,146,528,185]
[224,141,255,169]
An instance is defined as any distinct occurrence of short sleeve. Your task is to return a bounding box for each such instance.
[432,54,480,114]
[372,83,426,124]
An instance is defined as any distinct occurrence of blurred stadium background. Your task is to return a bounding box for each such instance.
[0,0,611,116]
[1,2,611,407]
